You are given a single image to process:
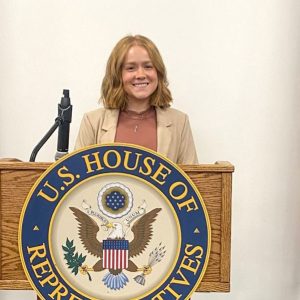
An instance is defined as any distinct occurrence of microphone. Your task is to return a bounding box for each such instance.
[55,90,72,160]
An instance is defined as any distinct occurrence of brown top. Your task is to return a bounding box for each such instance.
[114,107,157,151]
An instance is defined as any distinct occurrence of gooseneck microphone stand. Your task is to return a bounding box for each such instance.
[29,89,72,162]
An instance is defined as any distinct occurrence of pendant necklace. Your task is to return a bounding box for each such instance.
[123,107,154,133]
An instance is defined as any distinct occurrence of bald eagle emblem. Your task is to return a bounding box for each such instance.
[65,203,165,290]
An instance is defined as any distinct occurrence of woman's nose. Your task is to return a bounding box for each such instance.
[136,67,146,78]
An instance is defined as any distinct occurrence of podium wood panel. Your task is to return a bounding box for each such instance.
[0,161,233,293]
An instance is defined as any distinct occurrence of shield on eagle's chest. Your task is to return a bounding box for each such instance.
[102,239,129,270]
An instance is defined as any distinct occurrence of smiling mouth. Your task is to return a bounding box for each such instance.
[132,83,149,87]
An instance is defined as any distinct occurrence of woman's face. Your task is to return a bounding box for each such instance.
[122,45,158,106]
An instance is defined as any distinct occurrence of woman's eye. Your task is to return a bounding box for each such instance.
[145,65,153,69]
[124,65,135,71]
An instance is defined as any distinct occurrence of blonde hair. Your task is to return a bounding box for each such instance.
[101,35,172,109]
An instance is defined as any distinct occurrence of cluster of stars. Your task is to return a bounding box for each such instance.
[105,191,125,211]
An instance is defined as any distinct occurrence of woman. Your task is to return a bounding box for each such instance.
[75,35,198,164]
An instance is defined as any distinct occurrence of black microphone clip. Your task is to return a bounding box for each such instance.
[29,89,73,162]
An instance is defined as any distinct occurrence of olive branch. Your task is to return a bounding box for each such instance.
[62,238,91,281]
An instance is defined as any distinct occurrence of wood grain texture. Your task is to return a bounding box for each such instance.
[0,280,32,290]
[0,170,2,280]
[0,161,233,293]
[188,172,222,282]
[220,173,232,282]
[197,281,230,292]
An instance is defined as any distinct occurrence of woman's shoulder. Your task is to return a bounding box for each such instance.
[84,107,107,117]
[83,107,119,122]
[156,107,188,123]
[166,107,188,115]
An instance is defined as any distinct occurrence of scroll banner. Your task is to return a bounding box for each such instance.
[19,144,211,300]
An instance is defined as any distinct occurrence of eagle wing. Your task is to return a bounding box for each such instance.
[69,207,102,258]
[129,208,161,258]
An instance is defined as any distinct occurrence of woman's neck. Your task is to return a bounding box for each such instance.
[126,100,151,113]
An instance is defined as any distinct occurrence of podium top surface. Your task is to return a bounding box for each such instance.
[0,161,234,172]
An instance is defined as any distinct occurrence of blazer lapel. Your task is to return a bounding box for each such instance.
[156,108,172,157]
[100,109,119,144]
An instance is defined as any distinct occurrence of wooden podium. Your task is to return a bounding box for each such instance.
[0,161,234,296]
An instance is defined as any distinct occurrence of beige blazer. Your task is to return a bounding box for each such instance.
[75,107,198,164]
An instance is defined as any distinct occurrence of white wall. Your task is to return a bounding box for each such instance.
[1,1,300,299]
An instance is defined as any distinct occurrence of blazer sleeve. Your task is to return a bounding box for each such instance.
[74,113,96,150]
[177,115,199,164]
